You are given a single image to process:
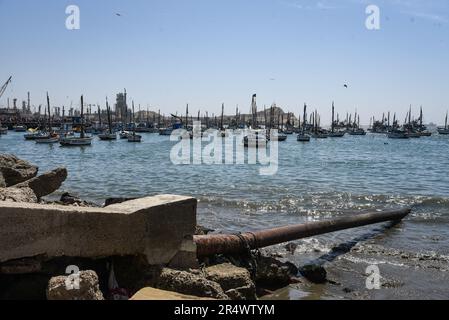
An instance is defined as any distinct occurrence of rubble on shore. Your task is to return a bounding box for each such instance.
[0,154,307,300]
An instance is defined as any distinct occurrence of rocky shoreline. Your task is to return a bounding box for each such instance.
[2,154,446,300]
[0,154,310,300]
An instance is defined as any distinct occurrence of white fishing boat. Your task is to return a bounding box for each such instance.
[438,112,449,135]
[14,125,27,132]
[99,98,117,140]
[60,136,93,146]
[60,95,93,146]
[36,134,60,144]
[127,101,142,143]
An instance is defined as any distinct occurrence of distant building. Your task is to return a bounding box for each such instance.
[115,92,128,121]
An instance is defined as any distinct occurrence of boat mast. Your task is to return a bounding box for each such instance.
[106,97,112,134]
[444,111,447,130]
[332,101,335,133]
[80,95,85,139]
[132,101,136,137]
[221,103,224,131]
[303,103,307,134]
[46,92,51,133]
[97,105,102,130]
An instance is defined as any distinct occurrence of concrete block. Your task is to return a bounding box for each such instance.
[0,195,197,267]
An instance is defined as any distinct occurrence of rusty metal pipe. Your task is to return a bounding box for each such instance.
[194,208,411,257]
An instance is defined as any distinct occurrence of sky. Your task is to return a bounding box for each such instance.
[0,0,448,125]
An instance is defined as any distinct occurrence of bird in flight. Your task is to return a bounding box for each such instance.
[116,13,122,17]
[343,84,348,88]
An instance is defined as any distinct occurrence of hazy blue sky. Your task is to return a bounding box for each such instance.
[0,0,448,124]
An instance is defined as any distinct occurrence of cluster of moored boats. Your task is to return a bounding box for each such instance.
[2,93,449,147]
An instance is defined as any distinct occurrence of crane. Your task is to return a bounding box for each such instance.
[0,76,12,101]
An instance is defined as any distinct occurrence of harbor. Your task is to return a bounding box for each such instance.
[1,120,449,299]
[1,0,449,305]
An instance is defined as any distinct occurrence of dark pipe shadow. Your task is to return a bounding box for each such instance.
[308,220,402,266]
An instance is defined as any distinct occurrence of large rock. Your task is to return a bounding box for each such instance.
[299,264,327,284]
[156,268,229,300]
[0,187,37,203]
[46,270,104,300]
[255,256,298,287]
[205,263,257,300]
[0,154,38,187]
[15,167,67,199]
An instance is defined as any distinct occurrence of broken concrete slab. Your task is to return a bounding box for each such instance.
[0,195,197,268]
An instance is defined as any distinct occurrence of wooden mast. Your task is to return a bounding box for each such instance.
[80,95,85,139]
[46,92,51,133]
[106,97,112,134]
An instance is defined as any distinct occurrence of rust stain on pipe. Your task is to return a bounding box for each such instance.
[194,208,411,257]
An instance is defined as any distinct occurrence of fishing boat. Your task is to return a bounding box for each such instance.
[438,112,449,135]
[348,128,366,136]
[297,134,310,142]
[24,130,49,140]
[128,101,142,143]
[36,133,60,144]
[271,131,288,141]
[60,95,93,146]
[297,104,310,142]
[407,131,421,138]
[329,102,345,138]
[14,125,27,132]
[388,131,409,139]
[119,131,130,139]
[98,98,117,140]
[243,132,269,148]
[418,131,432,137]
[159,127,174,136]
[311,132,329,139]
